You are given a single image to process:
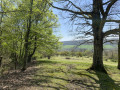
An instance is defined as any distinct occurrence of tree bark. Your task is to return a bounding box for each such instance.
[89,35,107,73]
[21,0,33,71]
[27,36,37,63]
[118,24,120,69]
[0,57,2,67]
[27,54,32,63]
[88,0,107,73]
[48,56,51,59]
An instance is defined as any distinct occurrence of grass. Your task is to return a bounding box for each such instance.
[30,56,120,90]
[0,56,120,89]
[62,45,115,50]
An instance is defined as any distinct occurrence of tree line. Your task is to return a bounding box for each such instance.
[0,0,60,71]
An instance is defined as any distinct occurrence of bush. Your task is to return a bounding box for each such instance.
[103,50,118,62]
[60,51,71,56]
[75,52,83,57]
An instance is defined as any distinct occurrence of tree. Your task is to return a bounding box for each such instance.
[50,0,120,73]
[0,0,3,67]
[0,0,16,67]
[0,0,59,71]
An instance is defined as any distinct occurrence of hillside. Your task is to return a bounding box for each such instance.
[61,39,118,51]
[62,39,118,46]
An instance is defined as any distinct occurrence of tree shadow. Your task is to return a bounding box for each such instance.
[0,60,68,90]
[72,70,120,90]
[1,59,120,90]
[36,59,59,65]
[95,71,120,90]
[30,75,69,90]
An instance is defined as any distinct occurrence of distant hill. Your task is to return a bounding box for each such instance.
[60,39,118,51]
[61,39,118,46]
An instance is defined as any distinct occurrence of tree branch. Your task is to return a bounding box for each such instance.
[102,1,111,5]
[99,0,105,16]
[0,10,27,13]
[103,28,120,37]
[105,0,118,17]
[66,0,92,18]
[106,20,120,23]
[49,2,92,19]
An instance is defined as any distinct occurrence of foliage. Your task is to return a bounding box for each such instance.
[0,0,60,70]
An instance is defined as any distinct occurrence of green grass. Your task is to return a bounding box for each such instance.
[30,56,120,90]
[62,45,115,50]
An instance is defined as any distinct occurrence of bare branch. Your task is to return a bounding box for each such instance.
[49,2,92,19]
[99,0,105,16]
[104,39,118,44]
[105,0,118,17]
[66,0,92,18]
[103,28,120,37]
[106,20,120,23]
[102,1,111,5]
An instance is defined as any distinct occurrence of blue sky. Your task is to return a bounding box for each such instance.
[53,0,120,41]
[53,9,75,41]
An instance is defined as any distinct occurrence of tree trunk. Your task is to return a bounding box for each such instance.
[14,53,18,70]
[0,57,2,67]
[118,42,120,69]
[21,35,28,71]
[27,36,37,63]
[89,35,107,73]
[48,56,51,59]
[118,24,120,69]
[21,0,33,71]
[27,54,32,63]
[87,0,107,74]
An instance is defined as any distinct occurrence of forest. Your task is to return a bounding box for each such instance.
[0,0,120,90]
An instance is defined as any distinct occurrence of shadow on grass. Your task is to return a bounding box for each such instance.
[36,59,59,65]
[95,72,120,90]
[1,59,120,90]
[31,75,69,90]
[0,60,68,90]
[72,71,120,90]
[36,60,120,89]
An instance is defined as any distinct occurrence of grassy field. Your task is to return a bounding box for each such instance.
[62,45,116,50]
[0,56,120,90]
[25,56,120,89]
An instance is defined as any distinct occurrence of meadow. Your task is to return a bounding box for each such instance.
[28,56,120,89]
[0,56,119,89]
[62,45,116,50]
[0,56,120,89]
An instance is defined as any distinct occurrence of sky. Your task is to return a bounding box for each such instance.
[53,9,75,41]
[52,0,120,41]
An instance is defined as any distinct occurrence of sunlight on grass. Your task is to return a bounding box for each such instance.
[30,56,120,89]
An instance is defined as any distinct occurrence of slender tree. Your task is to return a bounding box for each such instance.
[0,0,59,71]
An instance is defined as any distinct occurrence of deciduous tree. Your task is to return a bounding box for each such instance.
[50,0,120,73]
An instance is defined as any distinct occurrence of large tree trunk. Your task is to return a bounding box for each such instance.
[118,24,120,69]
[89,35,107,73]
[88,0,107,74]
[118,42,120,69]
